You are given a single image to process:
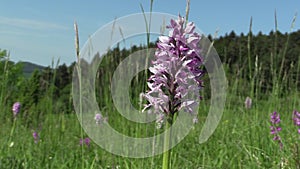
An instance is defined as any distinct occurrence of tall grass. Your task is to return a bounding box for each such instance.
[0,51,10,121]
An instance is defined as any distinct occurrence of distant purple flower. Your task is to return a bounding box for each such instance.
[270,111,283,149]
[12,102,21,116]
[84,138,91,147]
[244,96,252,109]
[32,131,39,143]
[293,110,300,126]
[80,137,91,148]
[95,113,102,124]
[142,15,204,125]
[94,113,107,125]
[293,110,300,135]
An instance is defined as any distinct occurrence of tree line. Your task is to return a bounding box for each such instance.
[0,29,299,116]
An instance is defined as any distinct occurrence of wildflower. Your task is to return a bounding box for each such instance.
[32,131,39,143]
[80,137,91,147]
[79,139,83,145]
[244,96,252,109]
[84,138,91,147]
[293,110,300,126]
[12,102,21,116]
[142,15,204,125]
[94,113,107,125]
[292,110,300,134]
[95,113,102,124]
[270,111,283,149]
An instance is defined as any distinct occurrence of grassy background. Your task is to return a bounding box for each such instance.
[0,92,299,168]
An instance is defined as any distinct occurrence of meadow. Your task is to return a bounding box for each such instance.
[1,8,300,169]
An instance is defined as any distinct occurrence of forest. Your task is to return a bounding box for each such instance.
[1,29,299,115]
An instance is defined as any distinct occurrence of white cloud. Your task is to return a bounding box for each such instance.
[0,16,69,30]
[0,30,49,37]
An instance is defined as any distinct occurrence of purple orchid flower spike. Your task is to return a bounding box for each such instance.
[244,96,252,109]
[12,102,21,117]
[94,113,108,125]
[32,131,39,144]
[80,137,91,148]
[292,110,300,135]
[142,15,204,127]
[94,113,103,125]
[270,111,283,149]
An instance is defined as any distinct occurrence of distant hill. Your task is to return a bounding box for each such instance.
[21,61,45,77]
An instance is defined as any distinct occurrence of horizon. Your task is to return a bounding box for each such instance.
[0,0,299,67]
[10,29,300,68]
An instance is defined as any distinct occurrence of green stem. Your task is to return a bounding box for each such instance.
[77,64,84,169]
[162,115,173,169]
[8,118,17,147]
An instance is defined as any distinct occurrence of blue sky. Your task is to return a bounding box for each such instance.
[0,0,299,66]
